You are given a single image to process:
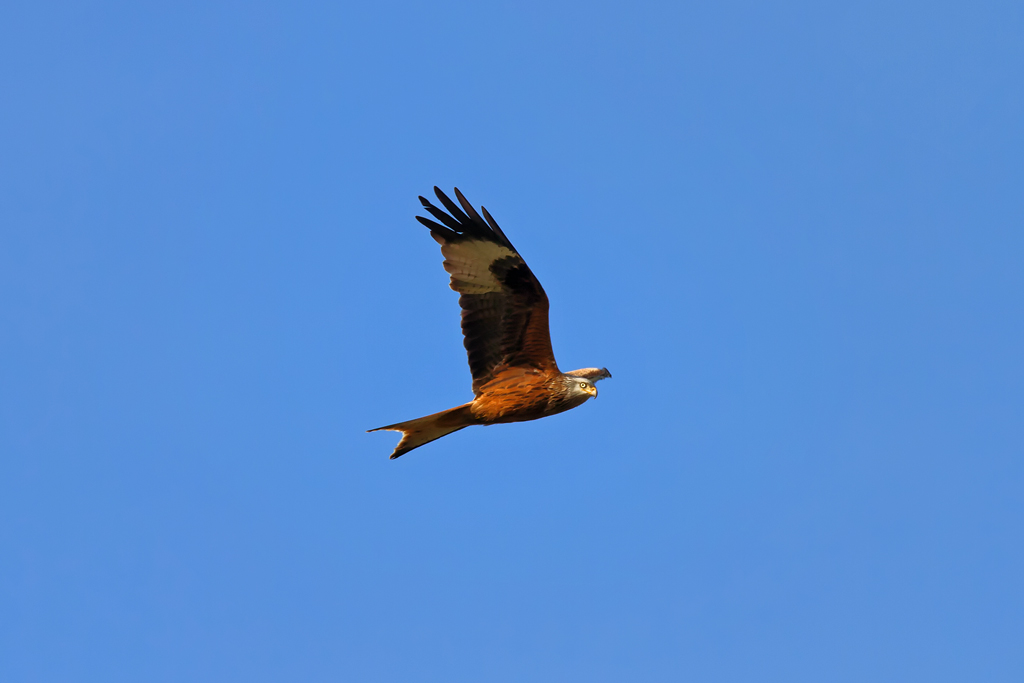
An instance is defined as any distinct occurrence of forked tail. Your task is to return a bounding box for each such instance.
[368,403,477,459]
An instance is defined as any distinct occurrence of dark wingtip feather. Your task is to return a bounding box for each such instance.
[419,187,514,247]
[423,204,464,232]
[433,186,473,224]
[415,215,458,241]
[453,187,484,224]
[480,205,515,249]
[421,191,478,235]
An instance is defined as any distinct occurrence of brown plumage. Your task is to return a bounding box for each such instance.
[369,187,611,459]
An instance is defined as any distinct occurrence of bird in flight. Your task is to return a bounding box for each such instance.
[369,187,611,459]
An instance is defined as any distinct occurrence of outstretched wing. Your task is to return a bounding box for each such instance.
[416,187,558,396]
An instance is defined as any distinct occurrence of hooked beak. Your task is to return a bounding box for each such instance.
[587,386,598,399]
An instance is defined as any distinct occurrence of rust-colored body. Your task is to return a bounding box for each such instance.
[472,368,588,424]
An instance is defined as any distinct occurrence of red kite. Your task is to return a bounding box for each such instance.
[369,187,611,459]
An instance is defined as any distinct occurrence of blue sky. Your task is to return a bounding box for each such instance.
[2,1,1022,681]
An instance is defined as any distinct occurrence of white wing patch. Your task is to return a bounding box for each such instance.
[436,237,517,294]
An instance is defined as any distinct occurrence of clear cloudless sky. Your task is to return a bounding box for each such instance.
[2,1,1022,681]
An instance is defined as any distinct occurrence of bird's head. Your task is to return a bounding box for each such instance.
[563,367,612,400]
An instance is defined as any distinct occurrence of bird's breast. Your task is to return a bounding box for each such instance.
[471,372,572,424]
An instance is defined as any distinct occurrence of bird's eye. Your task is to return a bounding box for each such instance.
[579,382,587,389]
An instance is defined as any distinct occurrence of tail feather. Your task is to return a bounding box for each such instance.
[368,403,476,459]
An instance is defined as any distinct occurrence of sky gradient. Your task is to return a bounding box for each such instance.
[2,1,1023,681]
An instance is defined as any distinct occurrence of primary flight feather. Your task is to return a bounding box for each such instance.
[369,187,611,459]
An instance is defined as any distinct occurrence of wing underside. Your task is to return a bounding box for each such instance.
[415,187,558,395]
